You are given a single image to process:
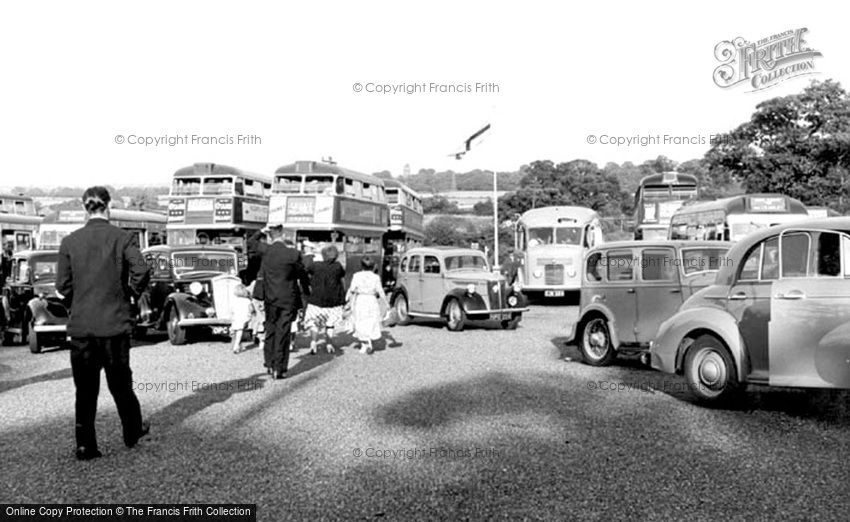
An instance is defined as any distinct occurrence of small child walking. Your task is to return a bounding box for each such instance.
[231,283,255,354]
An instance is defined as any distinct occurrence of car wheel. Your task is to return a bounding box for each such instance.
[580,317,616,366]
[393,294,411,326]
[445,299,466,332]
[500,314,521,330]
[28,321,41,354]
[167,307,187,345]
[684,334,741,404]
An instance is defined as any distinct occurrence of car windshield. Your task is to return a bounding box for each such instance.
[528,227,582,246]
[171,252,237,276]
[681,248,729,275]
[444,255,488,271]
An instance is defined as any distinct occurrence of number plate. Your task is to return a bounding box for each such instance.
[496,313,512,321]
[544,290,565,297]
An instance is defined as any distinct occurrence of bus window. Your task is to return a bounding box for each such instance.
[173,178,201,195]
[555,227,582,246]
[243,179,265,197]
[203,176,234,195]
[275,175,303,193]
[386,189,399,205]
[528,228,553,247]
[344,179,356,197]
[363,183,372,200]
[304,176,334,195]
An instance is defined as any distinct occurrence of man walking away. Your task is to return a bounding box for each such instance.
[258,225,310,379]
[56,186,152,461]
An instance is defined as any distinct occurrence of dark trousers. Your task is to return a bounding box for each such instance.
[264,304,295,373]
[70,335,143,449]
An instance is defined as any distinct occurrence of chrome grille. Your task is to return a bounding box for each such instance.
[211,275,241,320]
[544,264,564,285]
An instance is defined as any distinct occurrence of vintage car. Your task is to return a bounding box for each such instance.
[650,218,850,403]
[136,245,244,345]
[391,246,529,331]
[0,249,70,353]
[567,240,732,366]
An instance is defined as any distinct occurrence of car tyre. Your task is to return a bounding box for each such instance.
[579,316,616,366]
[28,321,41,354]
[167,307,187,346]
[445,299,466,332]
[684,334,741,404]
[393,294,411,326]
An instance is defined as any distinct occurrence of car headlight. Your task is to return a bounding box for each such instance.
[205,307,216,317]
[507,295,518,307]
[189,282,203,296]
[533,269,543,279]
[512,282,522,293]
[466,284,476,294]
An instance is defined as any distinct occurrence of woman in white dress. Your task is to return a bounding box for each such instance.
[346,257,389,354]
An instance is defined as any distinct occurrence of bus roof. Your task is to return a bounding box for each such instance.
[275,161,385,187]
[41,208,167,224]
[0,193,34,202]
[0,214,43,226]
[517,206,599,227]
[638,172,698,187]
[672,194,808,217]
[173,163,272,184]
[383,179,421,199]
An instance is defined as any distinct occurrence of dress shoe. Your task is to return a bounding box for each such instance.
[125,420,150,448]
[274,370,287,380]
[75,446,102,461]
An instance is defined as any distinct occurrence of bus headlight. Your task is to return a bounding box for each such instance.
[533,269,543,279]
[466,284,476,294]
[189,282,203,296]
[567,269,577,278]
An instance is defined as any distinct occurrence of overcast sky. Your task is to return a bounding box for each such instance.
[1,1,845,187]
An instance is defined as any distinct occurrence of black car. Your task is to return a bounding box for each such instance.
[1,249,69,353]
[136,245,246,345]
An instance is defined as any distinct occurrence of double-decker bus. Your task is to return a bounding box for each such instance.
[382,179,424,288]
[38,209,167,250]
[514,206,604,297]
[668,194,810,242]
[0,194,42,253]
[634,172,698,240]
[269,160,389,279]
[167,163,272,251]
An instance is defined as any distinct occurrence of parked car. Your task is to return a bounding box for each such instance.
[567,240,732,366]
[391,246,529,331]
[0,249,69,353]
[651,218,850,403]
[136,245,245,345]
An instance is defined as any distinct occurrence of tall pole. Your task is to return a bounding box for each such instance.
[492,169,499,270]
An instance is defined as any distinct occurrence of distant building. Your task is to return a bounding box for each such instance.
[428,190,510,211]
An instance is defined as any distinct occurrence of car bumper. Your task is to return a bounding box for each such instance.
[466,307,529,316]
[178,318,231,327]
[32,324,68,333]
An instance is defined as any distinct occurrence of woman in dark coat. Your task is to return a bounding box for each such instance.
[304,245,347,354]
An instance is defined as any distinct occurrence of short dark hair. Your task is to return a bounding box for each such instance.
[321,245,339,262]
[82,186,111,213]
[360,256,375,271]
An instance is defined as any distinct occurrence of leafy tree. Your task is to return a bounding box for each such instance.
[472,198,494,216]
[422,196,461,214]
[704,79,850,211]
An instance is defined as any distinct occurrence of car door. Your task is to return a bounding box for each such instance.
[634,247,682,344]
[406,254,423,312]
[420,255,444,313]
[768,230,850,388]
[723,236,776,381]
[603,248,638,345]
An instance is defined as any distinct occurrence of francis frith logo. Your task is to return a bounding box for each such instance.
[713,28,822,91]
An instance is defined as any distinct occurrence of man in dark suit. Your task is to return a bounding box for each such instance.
[56,186,152,460]
[256,225,309,379]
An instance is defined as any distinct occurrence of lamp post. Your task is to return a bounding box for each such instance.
[451,123,497,268]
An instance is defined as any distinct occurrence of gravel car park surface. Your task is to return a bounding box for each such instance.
[1,302,848,521]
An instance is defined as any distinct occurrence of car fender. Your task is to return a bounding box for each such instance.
[27,296,69,326]
[653,306,745,378]
[571,303,620,347]
[390,285,408,304]
[441,288,486,316]
[160,293,194,327]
